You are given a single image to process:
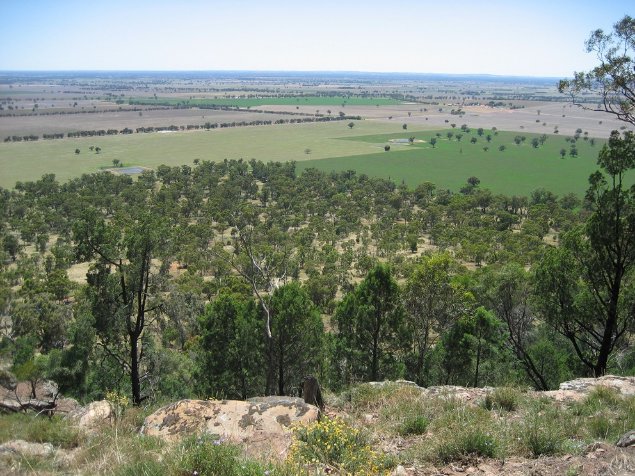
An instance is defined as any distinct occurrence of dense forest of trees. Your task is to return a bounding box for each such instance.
[0,132,634,404]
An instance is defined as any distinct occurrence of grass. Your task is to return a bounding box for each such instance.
[129,96,404,108]
[0,386,634,473]
[483,387,523,412]
[0,413,83,449]
[298,129,615,197]
[0,120,401,188]
[1,119,628,197]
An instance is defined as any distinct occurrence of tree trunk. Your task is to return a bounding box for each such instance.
[301,376,324,411]
[473,340,481,388]
[278,350,285,396]
[130,332,142,405]
[594,280,621,377]
[371,333,379,381]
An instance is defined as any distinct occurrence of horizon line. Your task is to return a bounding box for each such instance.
[0,69,564,80]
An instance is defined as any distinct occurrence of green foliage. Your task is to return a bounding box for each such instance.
[172,435,266,476]
[483,387,521,412]
[287,417,390,475]
[269,282,325,395]
[430,405,499,462]
[398,415,429,436]
[333,264,405,386]
[440,307,502,387]
[559,15,635,125]
[195,291,264,399]
[0,413,83,449]
[402,253,470,385]
[520,411,565,457]
[534,132,635,377]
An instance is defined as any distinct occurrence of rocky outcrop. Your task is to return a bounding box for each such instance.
[0,379,80,415]
[367,380,492,403]
[141,396,319,460]
[544,375,635,402]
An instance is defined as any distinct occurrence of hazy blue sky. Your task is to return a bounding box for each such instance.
[0,0,631,76]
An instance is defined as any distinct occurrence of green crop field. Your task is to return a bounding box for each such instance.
[0,120,621,196]
[129,96,404,108]
[298,129,611,197]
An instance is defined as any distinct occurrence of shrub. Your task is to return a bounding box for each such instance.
[435,427,497,462]
[287,417,390,475]
[588,414,613,439]
[483,387,521,412]
[398,415,429,436]
[172,434,265,476]
[428,404,499,463]
[521,414,564,457]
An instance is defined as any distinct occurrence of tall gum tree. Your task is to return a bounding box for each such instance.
[73,206,170,405]
[559,15,635,125]
[534,131,635,377]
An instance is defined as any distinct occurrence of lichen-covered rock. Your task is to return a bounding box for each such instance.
[141,397,319,460]
[543,375,635,402]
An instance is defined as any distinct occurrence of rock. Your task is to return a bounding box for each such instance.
[424,385,492,402]
[141,397,319,460]
[544,375,635,402]
[0,379,74,415]
[368,379,419,388]
[54,397,81,415]
[0,439,55,458]
[392,464,407,475]
[617,430,635,447]
[68,400,113,429]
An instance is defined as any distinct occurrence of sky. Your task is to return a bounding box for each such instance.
[0,0,632,77]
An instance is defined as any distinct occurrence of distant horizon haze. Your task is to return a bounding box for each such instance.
[0,0,632,77]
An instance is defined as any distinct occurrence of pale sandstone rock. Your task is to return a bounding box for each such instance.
[68,400,113,429]
[0,439,55,458]
[544,375,635,402]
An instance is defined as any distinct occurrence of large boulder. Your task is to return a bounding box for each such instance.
[67,400,113,430]
[141,397,319,460]
[544,375,635,402]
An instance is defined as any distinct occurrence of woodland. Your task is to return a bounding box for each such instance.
[1,15,634,417]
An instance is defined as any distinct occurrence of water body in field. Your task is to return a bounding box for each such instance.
[118,166,145,175]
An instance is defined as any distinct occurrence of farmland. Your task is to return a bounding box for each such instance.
[1,71,634,194]
[128,95,404,108]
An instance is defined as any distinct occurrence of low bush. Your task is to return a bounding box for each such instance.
[287,417,391,475]
[435,426,498,462]
[520,412,564,457]
[483,387,521,412]
[398,415,429,436]
[171,434,266,476]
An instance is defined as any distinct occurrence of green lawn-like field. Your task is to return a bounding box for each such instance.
[129,96,403,108]
[0,121,401,188]
[0,121,620,196]
[299,130,610,197]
